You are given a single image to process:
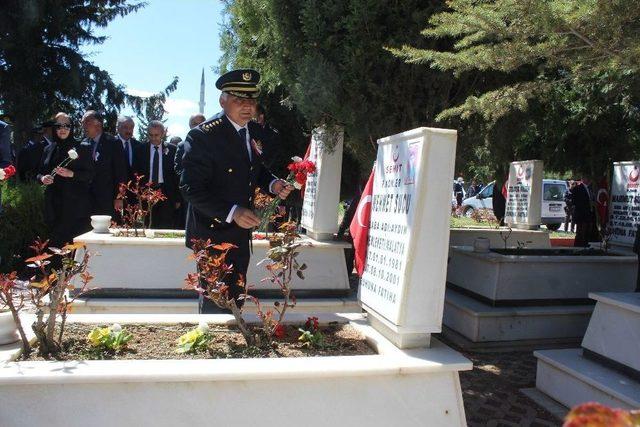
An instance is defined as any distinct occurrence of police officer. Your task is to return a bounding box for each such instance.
[180,69,293,313]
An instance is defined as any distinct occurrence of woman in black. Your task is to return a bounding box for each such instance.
[38,113,95,248]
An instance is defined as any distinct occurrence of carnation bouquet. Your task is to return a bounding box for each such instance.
[258,156,316,230]
[0,165,16,181]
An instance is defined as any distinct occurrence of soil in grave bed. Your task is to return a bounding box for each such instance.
[20,323,376,361]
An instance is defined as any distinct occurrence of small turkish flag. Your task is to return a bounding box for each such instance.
[349,167,375,277]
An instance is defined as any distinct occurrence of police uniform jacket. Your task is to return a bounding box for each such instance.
[180,115,276,257]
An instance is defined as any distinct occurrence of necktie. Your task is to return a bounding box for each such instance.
[124,140,131,166]
[152,146,159,184]
[238,128,249,161]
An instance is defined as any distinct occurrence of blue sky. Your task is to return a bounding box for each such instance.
[86,0,225,139]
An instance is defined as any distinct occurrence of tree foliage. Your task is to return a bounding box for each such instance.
[392,0,640,177]
[219,0,482,175]
[127,76,179,142]
[0,0,146,144]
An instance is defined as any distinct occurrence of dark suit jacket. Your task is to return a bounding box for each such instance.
[0,121,11,213]
[115,135,142,181]
[0,121,11,169]
[17,139,46,181]
[88,132,127,216]
[180,115,276,259]
[132,142,180,203]
[571,183,592,223]
[39,139,95,223]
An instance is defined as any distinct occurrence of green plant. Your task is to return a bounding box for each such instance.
[87,323,133,352]
[0,181,48,273]
[176,322,211,354]
[298,316,324,349]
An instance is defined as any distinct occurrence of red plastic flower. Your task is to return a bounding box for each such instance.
[273,323,286,339]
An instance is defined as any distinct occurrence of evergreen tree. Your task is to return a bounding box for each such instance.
[0,0,145,144]
[127,77,179,142]
[219,0,483,175]
[391,0,640,177]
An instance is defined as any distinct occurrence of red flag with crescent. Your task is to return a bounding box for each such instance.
[595,177,609,227]
[349,167,375,277]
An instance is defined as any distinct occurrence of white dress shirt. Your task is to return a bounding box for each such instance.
[224,116,278,223]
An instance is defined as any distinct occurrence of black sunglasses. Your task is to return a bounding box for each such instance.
[54,123,72,129]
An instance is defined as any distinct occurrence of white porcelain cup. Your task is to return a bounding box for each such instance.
[473,237,490,253]
[90,215,112,233]
[0,311,19,345]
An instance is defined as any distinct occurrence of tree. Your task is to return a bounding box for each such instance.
[391,0,640,177]
[219,0,484,179]
[0,0,146,144]
[127,77,179,142]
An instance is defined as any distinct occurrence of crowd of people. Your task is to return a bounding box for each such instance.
[0,105,283,250]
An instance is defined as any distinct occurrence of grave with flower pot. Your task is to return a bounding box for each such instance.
[0,126,471,427]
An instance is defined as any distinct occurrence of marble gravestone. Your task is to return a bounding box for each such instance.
[504,160,543,229]
[300,126,344,241]
[359,127,457,349]
[609,161,640,249]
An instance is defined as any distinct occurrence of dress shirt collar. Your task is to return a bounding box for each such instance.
[226,115,248,133]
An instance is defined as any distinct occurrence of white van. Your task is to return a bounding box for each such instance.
[461,179,568,230]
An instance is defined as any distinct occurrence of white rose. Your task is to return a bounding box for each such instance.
[197,321,209,333]
[291,156,303,163]
[110,323,122,333]
[293,181,302,190]
[68,149,79,160]
[0,169,5,181]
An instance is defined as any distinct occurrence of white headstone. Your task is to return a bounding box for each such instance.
[609,161,640,247]
[359,127,457,349]
[301,126,344,240]
[504,160,543,229]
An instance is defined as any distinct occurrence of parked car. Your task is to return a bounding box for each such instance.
[461,179,568,231]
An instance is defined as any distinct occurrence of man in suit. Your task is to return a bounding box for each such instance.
[180,69,293,313]
[82,110,127,216]
[572,177,594,247]
[115,115,140,181]
[133,120,180,229]
[17,126,45,182]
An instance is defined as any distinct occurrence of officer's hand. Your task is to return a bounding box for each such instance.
[273,180,294,200]
[232,207,261,229]
[41,175,54,185]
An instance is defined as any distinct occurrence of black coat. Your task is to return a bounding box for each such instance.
[132,142,180,203]
[39,138,95,224]
[17,139,46,181]
[88,132,127,216]
[571,183,592,223]
[180,115,276,261]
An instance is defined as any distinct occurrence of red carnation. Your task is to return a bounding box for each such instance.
[0,165,16,181]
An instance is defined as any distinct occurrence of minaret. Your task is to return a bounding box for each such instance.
[198,68,206,114]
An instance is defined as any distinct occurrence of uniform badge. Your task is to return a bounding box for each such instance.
[251,139,263,155]
[242,72,252,81]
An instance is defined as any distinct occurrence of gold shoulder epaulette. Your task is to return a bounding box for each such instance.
[201,119,223,133]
